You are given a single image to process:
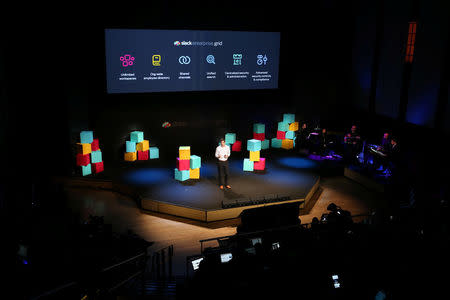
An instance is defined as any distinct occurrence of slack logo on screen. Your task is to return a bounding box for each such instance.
[179,56,191,64]
[120,54,135,67]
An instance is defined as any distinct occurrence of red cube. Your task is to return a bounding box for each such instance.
[232,140,242,152]
[92,161,104,173]
[91,138,100,151]
[76,153,90,166]
[138,150,149,160]
[253,132,265,141]
[276,130,286,140]
[254,158,266,170]
[176,158,190,171]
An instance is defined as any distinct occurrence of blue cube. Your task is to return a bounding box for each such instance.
[174,168,190,181]
[218,142,231,146]
[225,133,236,144]
[149,147,159,159]
[278,122,289,132]
[293,136,297,147]
[247,139,262,152]
[261,139,270,150]
[130,131,144,143]
[190,155,201,169]
[91,150,102,163]
[81,164,92,176]
[271,138,282,148]
[126,141,136,152]
[80,131,94,144]
[243,158,254,171]
[253,123,265,134]
[283,113,295,123]
[286,130,295,139]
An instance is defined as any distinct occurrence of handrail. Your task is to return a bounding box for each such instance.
[30,281,78,300]
[101,251,146,272]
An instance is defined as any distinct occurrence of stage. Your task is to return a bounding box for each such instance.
[58,152,343,222]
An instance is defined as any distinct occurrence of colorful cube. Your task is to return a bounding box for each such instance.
[253,132,265,141]
[149,147,159,159]
[253,123,265,134]
[218,142,231,146]
[174,168,190,181]
[278,122,289,132]
[130,131,144,143]
[254,158,266,170]
[138,150,149,160]
[76,143,92,155]
[232,141,242,152]
[124,151,137,161]
[81,164,92,176]
[286,130,295,140]
[189,168,200,179]
[190,155,201,169]
[282,139,294,149]
[225,133,236,145]
[271,138,282,148]
[283,114,296,124]
[136,140,149,152]
[289,122,299,132]
[261,139,270,150]
[91,150,102,163]
[76,153,90,166]
[179,146,191,160]
[80,131,94,144]
[126,141,136,153]
[249,150,260,162]
[276,130,286,140]
[247,139,262,152]
[176,158,190,171]
[91,139,100,151]
[92,161,104,174]
[243,158,254,171]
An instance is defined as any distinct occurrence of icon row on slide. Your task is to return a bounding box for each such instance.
[119,54,269,67]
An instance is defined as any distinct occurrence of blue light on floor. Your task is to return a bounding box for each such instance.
[277,157,317,169]
[123,168,171,185]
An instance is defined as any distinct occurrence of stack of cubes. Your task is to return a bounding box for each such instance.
[271,114,298,150]
[253,123,270,150]
[221,133,242,152]
[124,131,159,162]
[76,131,104,176]
[243,139,266,172]
[175,146,202,182]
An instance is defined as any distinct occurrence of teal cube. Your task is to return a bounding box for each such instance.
[278,122,289,132]
[271,138,282,148]
[81,164,92,176]
[91,150,102,163]
[247,139,262,152]
[174,168,190,181]
[253,123,265,134]
[130,131,144,143]
[286,130,295,139]
[283,113,296,123]
[293,136,297,147]
[225,133,236,144]
[243,159,254,171]
[80,131,94,144]
[126,141,136,152]
[149,147,159,159]
[218,142,231,146]
[190,155,201,169]
[261,139,270,150]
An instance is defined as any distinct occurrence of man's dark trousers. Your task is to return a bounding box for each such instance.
[217,160,229,186]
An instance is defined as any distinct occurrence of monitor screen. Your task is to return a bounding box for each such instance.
[105,29,280,93]
[191,257,204,270]
[251,237,262,246]
[220,253,233,263]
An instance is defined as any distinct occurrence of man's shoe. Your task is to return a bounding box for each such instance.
[220,185,224,190]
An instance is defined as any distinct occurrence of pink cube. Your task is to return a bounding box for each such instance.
[176,158,190,171]
[254,158,266,170]
[232,140,242,152]
[253,132,265,141]
[138,150,149,160]
[92,161,104,173]
[91,138,100,151]
[76,153,90,166]
[277,130,286,139]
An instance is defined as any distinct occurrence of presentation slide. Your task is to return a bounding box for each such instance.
[105,29,280,93]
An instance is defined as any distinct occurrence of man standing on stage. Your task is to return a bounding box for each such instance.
[216,138,231,190]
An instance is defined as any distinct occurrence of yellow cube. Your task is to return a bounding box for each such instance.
[179,146,191,160]
[190,168,200,179]
[124,151,137,161]
[282,139,294,149]
[289,122,299,131]
[136,140,149,152]
[76,143,92,155]
[249,150,260,162]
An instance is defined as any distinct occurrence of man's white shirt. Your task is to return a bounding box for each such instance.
[215,145,231,161]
